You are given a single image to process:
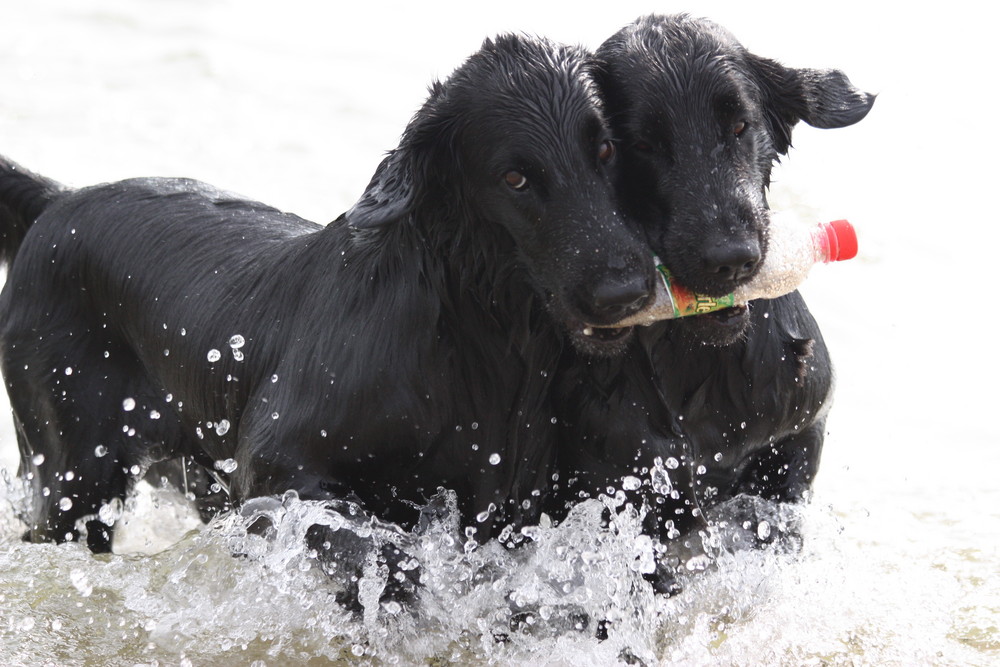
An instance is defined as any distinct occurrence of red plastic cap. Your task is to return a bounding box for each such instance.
[824,219,858,261]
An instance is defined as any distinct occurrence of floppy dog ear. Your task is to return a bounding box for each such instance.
[792,67,875,130]
[749,54,875,155]
[343,149,415,229]
[345,82,461,230]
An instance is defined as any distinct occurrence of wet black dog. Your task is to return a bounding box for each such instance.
[550,15,874,588]
[0,34,654,576]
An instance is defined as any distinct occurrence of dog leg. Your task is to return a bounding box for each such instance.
[734,420,826,503]
[3,330,182,552]
[11,394,131,552]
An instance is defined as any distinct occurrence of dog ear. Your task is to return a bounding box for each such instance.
[343,149,415,229]
[792,67,876,130]
[749,54,875,154]
[345,81,461,230]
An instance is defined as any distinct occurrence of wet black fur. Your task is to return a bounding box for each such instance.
[548,15,874,583]
[0,34,654,568]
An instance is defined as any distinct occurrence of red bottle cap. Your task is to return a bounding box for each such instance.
[824,219,858,261]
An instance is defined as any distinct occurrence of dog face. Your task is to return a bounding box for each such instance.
[593,14,874,344]
[346,35,655,356]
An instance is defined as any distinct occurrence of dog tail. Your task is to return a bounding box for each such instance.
[0,155,66,267]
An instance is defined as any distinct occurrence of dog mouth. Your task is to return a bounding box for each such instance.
[581,323,634,343]
[568,321,636,355]
[675,304,751,346]
[700,304,749,327]
[546,291,640,356]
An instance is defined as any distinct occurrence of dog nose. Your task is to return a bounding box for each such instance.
[703,241,761,284]
[586,275,651,322]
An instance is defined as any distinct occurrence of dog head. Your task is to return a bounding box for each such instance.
[592,14,874,344]
[344,34,655,356]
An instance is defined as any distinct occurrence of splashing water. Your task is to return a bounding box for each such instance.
[1,470,993,666]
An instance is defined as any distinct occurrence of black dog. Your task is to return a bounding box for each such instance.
[0,35,654,574]
[550,15,874,586]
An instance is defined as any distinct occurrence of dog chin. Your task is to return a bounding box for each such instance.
[673,305,750,347]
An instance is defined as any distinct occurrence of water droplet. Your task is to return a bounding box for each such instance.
[271,374,279,383]
[471,422,479,430]
[58,497,73,511]
[165,393,173,403]
[149,410,160,420]
[207,349,221,363]
[98,497,123,525]
[215,458,238,473]
[64,471,75,481]
[622,475,642,491]
[129,465,141,476]
[232,349,244,362]
[31,453,45,466]
[757,521,771,541]
[180,328,187,336]
[685,554,712,571]
[740,421,747,430]
[696,465,707,475]
[320,429,328,438]
[121,397,136,412]
[488,453,501,465]
[651,460,673,496]
[665,457,680,469]
[228,334,245,349]
[271,412,279,420]
[64,367,73,376]
[714,452,723,462]
[94,445,108,458]
[215,419,231,436]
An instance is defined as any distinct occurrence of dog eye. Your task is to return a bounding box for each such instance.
[598,140,616,163]
[733,120,748,137]
[504,170,529,191]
